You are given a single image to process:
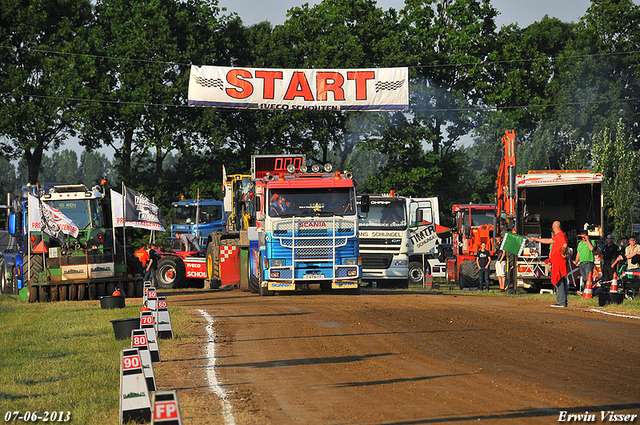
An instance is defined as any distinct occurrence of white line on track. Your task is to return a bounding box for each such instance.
[199,309,236,425]
[589,308,640,319]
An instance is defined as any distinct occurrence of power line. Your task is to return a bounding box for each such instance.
[3,91,639,113]
[2,44,639,71]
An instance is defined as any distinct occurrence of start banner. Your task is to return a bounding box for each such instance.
[188,66,408,111]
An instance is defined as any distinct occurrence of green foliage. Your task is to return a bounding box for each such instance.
[592,120,640,238]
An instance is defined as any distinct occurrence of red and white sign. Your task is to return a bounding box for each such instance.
[122,354,141,371]
[154,401,179,420]
[188,66,408,111]
[220,246,237,263]
[184,260,206,279]
[158,300,167,309]
[132,334,148,347]
[141,315,154,326]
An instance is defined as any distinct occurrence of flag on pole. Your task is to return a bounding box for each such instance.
[500,232,527,256]
[111,187,167,231]
[222,165,227,186]
[27,193,79,243]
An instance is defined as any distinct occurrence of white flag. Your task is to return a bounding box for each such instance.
[27,193,79,238]
[111,189,124,228]
[28,193,42,232]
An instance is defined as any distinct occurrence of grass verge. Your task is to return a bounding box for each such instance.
[0,294,188,424]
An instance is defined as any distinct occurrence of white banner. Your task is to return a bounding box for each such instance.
[111,189,167,231]
[27,193,79,238]
[188,66,408,111]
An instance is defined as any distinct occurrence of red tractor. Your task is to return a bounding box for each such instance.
[447,203,498,288]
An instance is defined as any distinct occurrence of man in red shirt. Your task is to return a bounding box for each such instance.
[529,221,569,307]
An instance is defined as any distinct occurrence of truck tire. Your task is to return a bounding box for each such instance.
[28,284,38,302]
[23,255,44,283]
[257,254,274,296]
[259,282,274,296]
[408,261,429,285]
[459,260,479,289]
[157,256,187,289]
[78,284,87,301]
[206,242,219,280]
[1,261,7,294]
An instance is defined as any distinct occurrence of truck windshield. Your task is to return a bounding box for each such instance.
[358,199,407,230]
[461,210,494,226]
[173,204,223,224]
[268,188,355,217]
[45,199,102,230]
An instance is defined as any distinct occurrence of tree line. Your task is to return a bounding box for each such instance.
[1,0,639,236]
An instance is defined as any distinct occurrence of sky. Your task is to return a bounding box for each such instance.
[217,0,595,28]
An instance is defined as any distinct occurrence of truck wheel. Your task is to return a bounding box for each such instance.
[259,283,274,296]
[28,284,38,302]
[459,260,479,289]
[23,255,44,283]
[11,266,17,295]
[206,243,219,280]
[78,284,86,301]
[59,285,68,301]
[257,254,274,296]
[39,286,48,302]
[157,256,187,289]
[1,261,7,294]
[408,262,426,285]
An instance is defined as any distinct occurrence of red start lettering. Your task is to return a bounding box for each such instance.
[300,222,327,228]
[224,69,375,101]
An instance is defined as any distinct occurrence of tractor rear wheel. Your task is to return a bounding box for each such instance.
[459,260,479,289]
[157,256,187,289]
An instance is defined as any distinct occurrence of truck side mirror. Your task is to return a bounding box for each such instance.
[220,185,225,199]
[360,195,370,214]
[8,213,19,236]
[416,209,423,225]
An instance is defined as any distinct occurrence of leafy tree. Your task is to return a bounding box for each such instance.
[78,0,235,184]
[40,150,79,184]
[0,0,94,183]
[592,120,640,239]
[78,151,114,185]
[0,157,16,194]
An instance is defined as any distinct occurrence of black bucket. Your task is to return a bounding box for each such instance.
[598,292,609,307]
[100,295,126,309]
[609,292,624,305]
[111,317,140,340]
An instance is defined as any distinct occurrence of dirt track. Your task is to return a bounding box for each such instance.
[155,290,640,424]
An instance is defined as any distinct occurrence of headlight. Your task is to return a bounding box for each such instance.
[347,270,357,277]
[344,259,356,266]
[394,260,408,266]
[271,260,283,267]
[270,270,281,279]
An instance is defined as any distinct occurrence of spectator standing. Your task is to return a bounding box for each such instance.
[625,236,640,270]
[175,232,202,252]
[135,244,149,268]
[476,241,491,291]
[144,243,158,285]
[600,235,619,281]
[495,235,507,292]
[529,221,569,307]
[575,231,595,292]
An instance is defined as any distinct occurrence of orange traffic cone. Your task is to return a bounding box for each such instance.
[582,271,593,299]
[610,272,618,293]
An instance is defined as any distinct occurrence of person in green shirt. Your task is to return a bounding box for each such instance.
[575,230,595,293]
